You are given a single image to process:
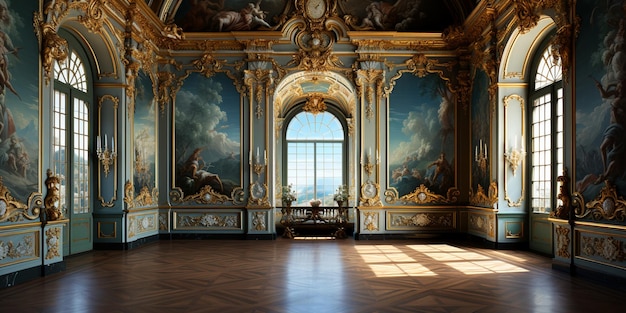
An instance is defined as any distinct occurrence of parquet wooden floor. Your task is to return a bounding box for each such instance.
[1,238,625,313]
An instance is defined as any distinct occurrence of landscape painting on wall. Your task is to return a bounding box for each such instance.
[388,74,455,197]
[0,1,39,201]
[575,0,626,200]
[175,72,241,198]
[471,68,490,199]
[133,71,156,196]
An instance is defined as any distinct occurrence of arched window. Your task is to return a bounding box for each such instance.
[284,109,346,206]
[529,44,563,213]
[53,34,92,254]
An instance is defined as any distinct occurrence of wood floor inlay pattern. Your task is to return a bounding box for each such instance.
[1,239,624,313]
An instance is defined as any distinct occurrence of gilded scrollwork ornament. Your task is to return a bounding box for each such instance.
[400,184,460,205]
[0,177,41,222]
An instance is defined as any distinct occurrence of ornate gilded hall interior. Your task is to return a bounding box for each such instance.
[1,0,625,308]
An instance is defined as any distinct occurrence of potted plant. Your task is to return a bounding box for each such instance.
[333,185,349,207]
[281,184,297,207]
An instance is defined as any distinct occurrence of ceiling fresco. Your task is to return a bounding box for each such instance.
[145,0,477,33]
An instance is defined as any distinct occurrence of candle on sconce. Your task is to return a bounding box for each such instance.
[485,143,487,156]
[112,136,115,153]
[256,147,260,164]
[249,150,252,164]
[104,134,108,150]
[521,135,524,151]
[368,147,372,160]
[97,135,101,150]
[264,149,267,164]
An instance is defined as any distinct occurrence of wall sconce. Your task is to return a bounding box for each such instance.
[97,134,116,177]
[475,139,488,174]
[249,146,267,177]
[504,135,525,175]
[361,147,379,178]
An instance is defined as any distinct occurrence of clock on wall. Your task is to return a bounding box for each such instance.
[305,0,326,20]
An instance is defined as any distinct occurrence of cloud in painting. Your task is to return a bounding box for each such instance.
[389,108,437,165]
[175,78,239,162]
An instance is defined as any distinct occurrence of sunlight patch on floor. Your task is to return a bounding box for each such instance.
[356,244,528,277]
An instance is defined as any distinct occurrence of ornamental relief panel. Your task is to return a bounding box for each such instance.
[580,234,626,264]
[468,213,495,238]
[388,212,454,230]
[174,212,242,230]
[0,232,38,265]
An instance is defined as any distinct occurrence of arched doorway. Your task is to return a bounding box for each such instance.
[272,71,357,231]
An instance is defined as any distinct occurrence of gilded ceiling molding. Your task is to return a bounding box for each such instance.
[386,54,455,97]
[512,0,541,33]
[513,0,578,82]
[77,0,108,33]
[550,0,579,82]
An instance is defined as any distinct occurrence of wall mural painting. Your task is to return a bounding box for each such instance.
[175,72,241,198]
[575,0,626,200]
[133,71,156,196]
[174,0,288,32]
[471,68,490,195]
[0,0,39,201]
[388,74,455,197]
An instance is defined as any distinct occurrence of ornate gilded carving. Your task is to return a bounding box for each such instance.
[575,181,626,221]
[555,225,570,258]
[363,211,379,231]
[400,184,460,204]
[45,227,61,260]
[386,54,455,98]
[44,169,62,221]
[0,234,35,260]
[469,181,498,208]
[77,0,107,33]
[302,93,327,114]
[513,0,541,33]
[177,213,241,229]
[513,0,578,81]
[252,211,267,231]
[389,212,453,228]
[551,167,572,219]
[157,71,175,114]
[181,185,230,205]
[581,235,625,262]
[360,182,382,207]
[36,19,68,85]
[124,180,134,210]
[0,177,40,222]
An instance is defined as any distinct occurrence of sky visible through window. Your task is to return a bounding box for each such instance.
[286,111,344,206]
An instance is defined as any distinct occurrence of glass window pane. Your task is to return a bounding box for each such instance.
[285,111,345,206]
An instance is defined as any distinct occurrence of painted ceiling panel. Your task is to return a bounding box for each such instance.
[147,0,477,33]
